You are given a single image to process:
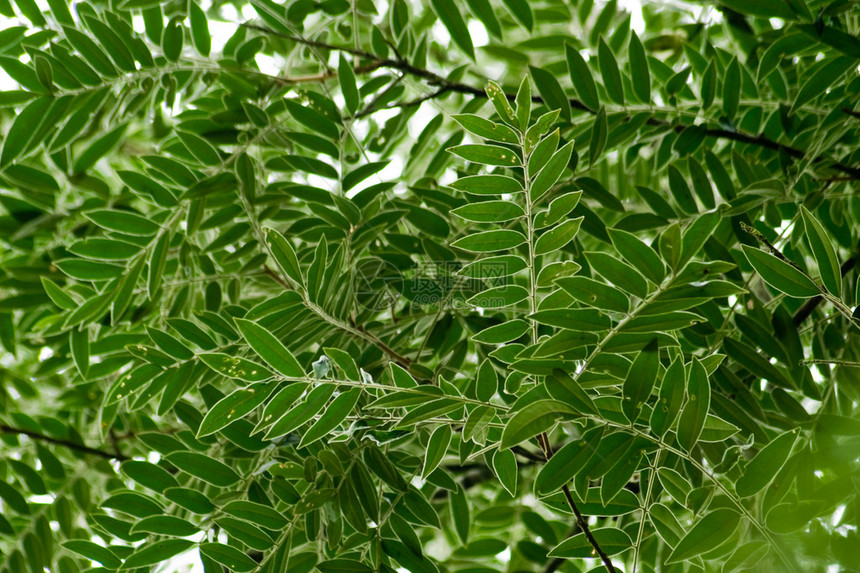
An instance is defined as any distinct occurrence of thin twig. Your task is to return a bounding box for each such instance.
[243,22,860,179]
[793,255,858,326]
[800,358,860,367]
[537,432,616,573]
[0,424,129,461]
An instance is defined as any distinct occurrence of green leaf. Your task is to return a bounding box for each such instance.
[500,399,577,450]
[318,559,374,573]
[538,191,581,227]
[61,541,121,568]
[166,451,241,487]
[450,485,470,544]
[515,76,531,131]
[164,487,214,514]
[449,144,520,167]
[547,368,599,416]
[265,383,335,439]
[529,308,611,331]
[677,358,710,452]
[254,383,308,434]
[324,347,361,381]
[791,56,854,115]
[466,0,501,39]
[198,383,275,437]
[529,129,560,174]
[529,65,569,122]
[162,17,183,62]
[628,31,650,102]
[451,114,519,144]
[502,0,533,30]
[535,426,603,495]
[735,430,796,497]
[451,229,527,253]
[63,26,116,76]
[84,209,160,236]
[598,37,624,105]
[476,359,497,401]
[189,1,210,56]
[800,206,841,295]
[584,251,649,299]
[123,540,195,568]
[534,218,582,255]
[430,0,474,59]
[679,211,720,268]
[666,509,741,563]
[223,500,289,529]
[742,245,820,298]
[0,96,52,166]
[121,460,179,493]
[459,255,528,279]
[621,339,659,423]
[723,57,740,121]
[649,357,686,437]
[555,276,629,313]
[199,543,259,572]
[484,80,517,126]
[549,528,632,557]
[422,424,452,478]
[466,284,529,308]
[607,228,665,285]
[688,157,715,210]
[667,164,697,215]
[589,106,607,166]
[451,201,525,223]
[199,353,272,382]
[449,174,523,195]
[0,480,28,514]
[265,227,304,286]
[472,319,529,344]
[55,259,124,281]
[339,55,359,114]
[492,448,518,495]
[718,0,796,20]
[131,515,199,537]
[146,326,194,360]
[565,43,599,111]
[101,491,163,517]
[234,318,304,377]
[41,277,77,310]
[69,238,142,261]
[298,387,361,447]
[343,161,388,191]
[530,141,575,201]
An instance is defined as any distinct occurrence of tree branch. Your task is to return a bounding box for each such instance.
[537,432,616,573]
[244,23,860,180]
[0,424,129,461]
[793,255,858,326]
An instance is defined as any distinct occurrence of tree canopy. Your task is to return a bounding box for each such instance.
[0,0,859,571]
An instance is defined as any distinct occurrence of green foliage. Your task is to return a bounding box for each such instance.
[0,0,858,572]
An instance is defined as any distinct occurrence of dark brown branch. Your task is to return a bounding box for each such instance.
[244,23,860,180]
[793,255,858,326]
[842,107,860,121]
[740,222,807,273]
[0,424,129,461]
[537,432,616,573]
[356,86,453,118]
